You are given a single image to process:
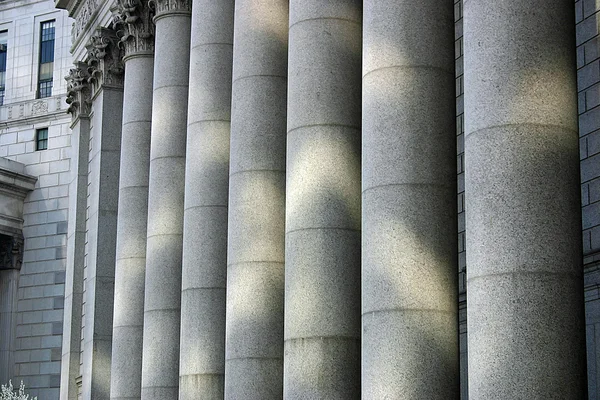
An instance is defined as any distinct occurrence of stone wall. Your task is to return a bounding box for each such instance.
[0,1,72,399]
[577,0,600,398]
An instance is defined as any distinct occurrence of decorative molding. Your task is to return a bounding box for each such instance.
[112,0,155,58]
[65,62,92,120]
[148,0,191,19]
[72,0,99,44]
[86,27,124,91]
[32,100,49,115]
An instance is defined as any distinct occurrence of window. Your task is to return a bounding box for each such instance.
[38,21,54,98]
[36,128,48,151]
[0,31,7,106]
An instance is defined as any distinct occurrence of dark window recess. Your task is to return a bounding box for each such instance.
[38,21,54,98]
[36,128,48,151]
[0,31,7,106]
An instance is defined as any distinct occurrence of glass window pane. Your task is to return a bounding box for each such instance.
[38,80,52,98]
[40,40,54,63]
[39,62,52,80]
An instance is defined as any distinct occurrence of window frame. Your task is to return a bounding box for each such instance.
[37,20,55,99]
[35,128,48,151]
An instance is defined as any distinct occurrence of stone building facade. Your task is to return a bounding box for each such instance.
[0,0,72,399]
[2,0,600,399]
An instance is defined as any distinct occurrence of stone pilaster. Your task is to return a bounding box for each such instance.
[224,1,288,399]
[79,25,124,400]
[178,0,232,399]
[464,1,587,398]
[0,236,23,385]
[361,1,459,398]
[284,1,362,398]
[61,63,92,400]
[110,2,155,399]
[140,0,190,398]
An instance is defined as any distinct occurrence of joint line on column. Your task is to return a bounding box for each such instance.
[150,155,185,162]
[289,16,360,30]
[232,74,286,85]
[467,270,582,282]
[362,64,454,80]
[286,226,360,235]
[191,42,233,50]
[361,308,457,317]
[187,119,231,128]
[362,182,455,195]
[285,335,359,342]
[464,122,577,139]
[183,204,226,211]
[287,123,359,136]
[181,287,225,293]
[122,120,152,127]
[225,356,282,361]
[227,260,284,268]
[229,168,284,178]
[144,308,180,313]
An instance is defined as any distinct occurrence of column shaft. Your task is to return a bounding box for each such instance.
[141,4,190,399]
[285,1,362,398]
[82,86,123,400]
[110,54,153,400]
[224,0,288,399]
[362,1,459,398]
[60,113,88,400]
[464,0,586,398]
[179,0,233,398]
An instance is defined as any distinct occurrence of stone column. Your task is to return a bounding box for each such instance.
[61,63,91,400]
[361,1,458,399]
[141,0,190,398]
[224,1,287,399]
[81,27,125,400]
[110,2,154,399]
[178,1,232,398]
[464,1,587,398]
[285,1,361,398]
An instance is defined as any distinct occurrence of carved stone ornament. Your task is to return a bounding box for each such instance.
[148,0,191,18]
[32,100,48,115]
[0,235,23,270]
[65,62,92,120]
[112,0,155,57]
[73,0,99,45]
[85,27,124,91]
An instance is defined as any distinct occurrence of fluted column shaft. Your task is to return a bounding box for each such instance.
[141,2,190,399]
[110,52,154,399]
[224,1,288,399]
[284,1,362,398]
[361,1,459,398]
[464,0,586,398]
[179,0,233,398]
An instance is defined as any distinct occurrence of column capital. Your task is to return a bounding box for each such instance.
[65,62,92,121]
[113,0,155,59]
[149,0,191,20]
[86,27,125,92]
